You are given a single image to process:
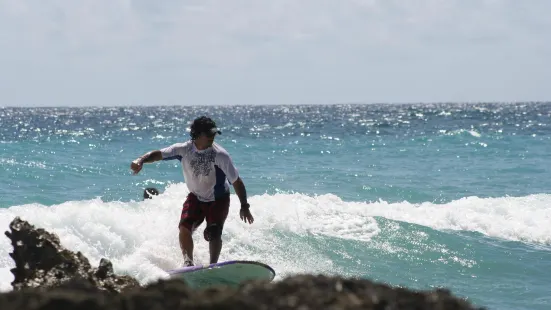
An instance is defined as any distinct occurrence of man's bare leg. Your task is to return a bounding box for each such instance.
[179,226,194,265]
[209,239,222,264]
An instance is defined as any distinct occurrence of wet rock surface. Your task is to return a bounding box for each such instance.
[1,217,486,309]
[4,216,140,293]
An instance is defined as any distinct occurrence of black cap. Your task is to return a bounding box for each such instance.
[205,126,222,135]
[190,116,222,139]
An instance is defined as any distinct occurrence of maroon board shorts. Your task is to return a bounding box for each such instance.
[179,192,230,233]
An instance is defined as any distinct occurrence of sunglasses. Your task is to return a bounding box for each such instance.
[201,131,217,138]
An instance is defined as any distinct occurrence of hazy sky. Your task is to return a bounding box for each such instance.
[1,0,550,107]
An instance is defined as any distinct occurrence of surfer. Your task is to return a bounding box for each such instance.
[143,187,160,200]
[130,116,254,267]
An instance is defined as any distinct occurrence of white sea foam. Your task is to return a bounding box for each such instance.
[1,183,550,291]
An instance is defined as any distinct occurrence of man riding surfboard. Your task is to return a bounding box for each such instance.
[130,116,254,266]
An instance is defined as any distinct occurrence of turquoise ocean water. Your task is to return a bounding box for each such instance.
[1,103,550,309]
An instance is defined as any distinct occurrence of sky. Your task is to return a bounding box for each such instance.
[0,0,550,107]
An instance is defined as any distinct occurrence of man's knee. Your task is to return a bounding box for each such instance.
[203,224,222,241]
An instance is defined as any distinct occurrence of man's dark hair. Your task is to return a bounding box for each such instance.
[189,116,221,140]
[143,187,160,200]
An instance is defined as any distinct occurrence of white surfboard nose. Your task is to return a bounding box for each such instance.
[167,260,275,290]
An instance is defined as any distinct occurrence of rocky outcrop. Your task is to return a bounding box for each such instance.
[1,217,486,310]
[4,216,140,293]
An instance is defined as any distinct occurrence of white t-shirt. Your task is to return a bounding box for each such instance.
[160,141,239,202]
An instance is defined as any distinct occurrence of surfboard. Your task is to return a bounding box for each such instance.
[166,260,276,290]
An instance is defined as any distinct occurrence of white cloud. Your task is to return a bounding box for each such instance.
[0,0,550,106]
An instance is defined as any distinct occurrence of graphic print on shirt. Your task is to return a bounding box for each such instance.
[189,149,216,177]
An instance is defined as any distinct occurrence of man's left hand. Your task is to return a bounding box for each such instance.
[240,208,254,224]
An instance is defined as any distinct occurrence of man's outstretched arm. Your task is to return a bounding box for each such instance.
[130,150,163,174]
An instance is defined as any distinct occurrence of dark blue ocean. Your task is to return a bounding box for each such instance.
[1,103,550,309]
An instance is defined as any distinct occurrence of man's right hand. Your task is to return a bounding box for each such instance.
[130,160,143,175]
[130,150,162,175]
